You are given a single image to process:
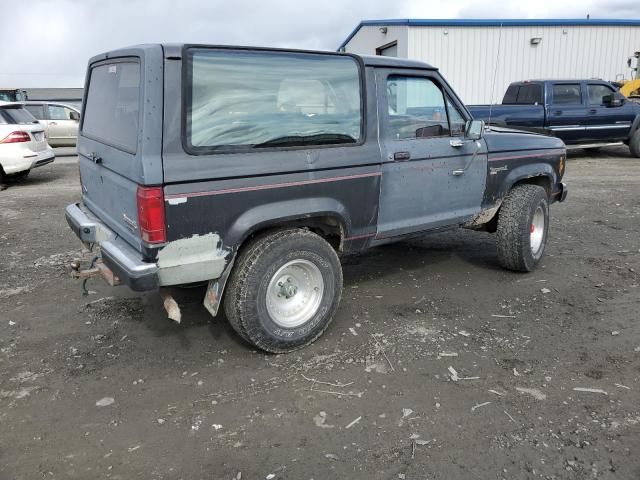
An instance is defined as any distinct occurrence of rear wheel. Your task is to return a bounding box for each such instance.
[629,129,640,158]
[0,168,6,191]
[224,228,343,353]
[496,185,549,272]
[14,169,30,179]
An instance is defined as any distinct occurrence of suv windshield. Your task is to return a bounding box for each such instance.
[0,106,38,124]
[82,60,141,153]
[186,49,362,151]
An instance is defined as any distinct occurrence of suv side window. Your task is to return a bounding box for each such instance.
[587,84,615,105]
[552,84,582,105]
[186,49,362,151]
[386,75,451,139]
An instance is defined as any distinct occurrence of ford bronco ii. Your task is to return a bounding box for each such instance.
[66,44,568,352]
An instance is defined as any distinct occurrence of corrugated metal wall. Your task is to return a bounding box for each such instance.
[346,25,640,104]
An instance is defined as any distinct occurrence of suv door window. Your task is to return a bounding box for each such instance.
[552,84,582,105]
[386,75,451,139]
[587,84,615,105]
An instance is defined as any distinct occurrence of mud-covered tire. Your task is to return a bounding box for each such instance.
[629,129,640,158]
[223,228,343,353]
[496,184,549,272]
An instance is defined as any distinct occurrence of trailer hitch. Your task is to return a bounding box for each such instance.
[70,257,120,295]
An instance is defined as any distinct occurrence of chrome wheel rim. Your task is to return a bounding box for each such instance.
[266,259,324,328]
[530,206,545,255]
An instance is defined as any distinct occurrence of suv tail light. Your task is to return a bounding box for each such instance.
[136,186,166,244]
[0,131,30,143]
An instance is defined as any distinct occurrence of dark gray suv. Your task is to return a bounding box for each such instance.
[66,44,567,352]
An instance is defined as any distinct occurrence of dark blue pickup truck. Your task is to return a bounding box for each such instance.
[468,80,640,157]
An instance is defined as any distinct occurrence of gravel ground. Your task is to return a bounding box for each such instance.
[1,147,639,480]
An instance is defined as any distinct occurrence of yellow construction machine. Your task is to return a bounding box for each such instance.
[617,51,640,100]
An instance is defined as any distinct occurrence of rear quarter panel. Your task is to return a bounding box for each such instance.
[161,48,383,254]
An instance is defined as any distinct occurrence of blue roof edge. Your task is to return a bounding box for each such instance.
[337,18,640,50]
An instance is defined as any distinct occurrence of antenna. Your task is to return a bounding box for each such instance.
[487,23,503,128]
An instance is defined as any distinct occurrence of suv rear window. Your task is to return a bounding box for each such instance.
[0,106,38,125]
[185,49,363,151]
[82,60,140,153]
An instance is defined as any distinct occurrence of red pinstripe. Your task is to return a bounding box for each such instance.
[489,149,565,162]
[165,171,382,200]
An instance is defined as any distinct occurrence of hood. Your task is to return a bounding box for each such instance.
[483,126,565,153]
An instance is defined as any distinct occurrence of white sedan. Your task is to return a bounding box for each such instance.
[0,101,55,188]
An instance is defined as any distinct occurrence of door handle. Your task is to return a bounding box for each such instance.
[452,141,482,176]
[393,151,411,161]
[589,109,597,114]
[88,152,102,164]
[449,138,465,148]
[50,121,58,126]
[553,111,562,115]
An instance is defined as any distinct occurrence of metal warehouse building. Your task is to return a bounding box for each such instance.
[339,19,640,104]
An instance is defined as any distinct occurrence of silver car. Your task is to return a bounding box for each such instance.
[23,101,80,147]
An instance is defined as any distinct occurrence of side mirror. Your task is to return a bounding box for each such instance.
[603,92,625,107]
[466,119,484,140]
[69,111,80,121]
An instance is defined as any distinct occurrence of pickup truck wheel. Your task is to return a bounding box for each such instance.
[496,185,549,272]
[629,129,640,158]
[223,228,343,353]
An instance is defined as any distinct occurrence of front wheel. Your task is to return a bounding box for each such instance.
[496,185,549,272]
[224,228,343,353]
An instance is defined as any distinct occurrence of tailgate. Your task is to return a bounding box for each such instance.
[77,46,164,252]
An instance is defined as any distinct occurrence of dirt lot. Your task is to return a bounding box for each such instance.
[1,148,639,480]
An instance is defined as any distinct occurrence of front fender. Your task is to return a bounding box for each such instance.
[500,162,557,199]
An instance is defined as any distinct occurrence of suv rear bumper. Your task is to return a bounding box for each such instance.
[65,202,159,291]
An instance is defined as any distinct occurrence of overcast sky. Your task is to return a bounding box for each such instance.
[1,0,638,87]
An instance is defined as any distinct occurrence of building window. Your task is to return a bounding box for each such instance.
[376,41,398,57]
